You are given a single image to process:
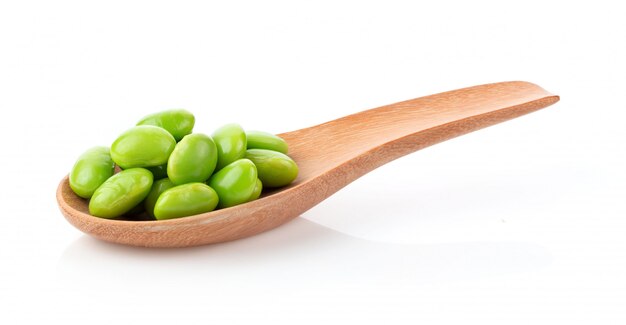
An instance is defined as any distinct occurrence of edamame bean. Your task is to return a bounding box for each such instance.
[246,130,288,154]
[249,178,263,201]
[69,146,115,199]
[167,133,217,185]
[89,168,153,218]
[125,201,146,217]
[208,159,257,208]
[144,178,175,217]
[111,125,176,169]
[154,183,219,220]
[212,123,246,171]
[70,108,304,221]
[245,149,298,187]
[147,164,168,180]
[137,109,195,141]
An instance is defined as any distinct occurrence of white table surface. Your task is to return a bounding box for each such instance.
[1,1,625,324]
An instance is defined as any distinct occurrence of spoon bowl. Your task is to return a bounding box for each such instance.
[57,81,559,247]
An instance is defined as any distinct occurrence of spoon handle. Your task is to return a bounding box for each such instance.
[282,81,559,179]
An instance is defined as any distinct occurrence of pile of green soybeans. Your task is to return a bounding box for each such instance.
[69,109,298,220]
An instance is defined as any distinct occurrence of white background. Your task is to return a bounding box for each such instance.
[1,0,625,323]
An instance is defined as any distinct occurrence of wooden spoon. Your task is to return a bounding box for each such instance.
[57,81,559,248]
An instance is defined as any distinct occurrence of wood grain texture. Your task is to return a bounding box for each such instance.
[57,81,559,248]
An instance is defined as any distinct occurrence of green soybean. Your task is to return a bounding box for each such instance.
[111,125,176,169]
[125,201,147,218]
[249,178,263,201]
[212,123,246,171]
[137,109,195,141]
[147,164,168,180]
[89,168,153,218]
[208,159,257,208]
[144,178,175,217]
[154,183,219,220]
[69,146,115,199]
[245,149,298,187]
[167,133,217,185]
[246,130,288,154]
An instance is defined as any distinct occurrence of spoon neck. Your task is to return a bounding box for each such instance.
[283,81,558,181]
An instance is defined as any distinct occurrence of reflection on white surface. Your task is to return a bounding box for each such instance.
[58,218,552,291]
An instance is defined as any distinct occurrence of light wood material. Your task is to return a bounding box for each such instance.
[57,81,559,248]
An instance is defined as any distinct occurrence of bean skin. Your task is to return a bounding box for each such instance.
[69,146,115,199]
[249,178,263,201]
[245,130,288,154]
[111,125,176,169]
[245,149,298,187]
[137,109,195,141]
[144,178,176,218]
[212,123,247,171]
[167,133,217,185]
[154,183,219,220]
[89,168,153,219]
[208,159,257,208]
[147,164,168,180]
